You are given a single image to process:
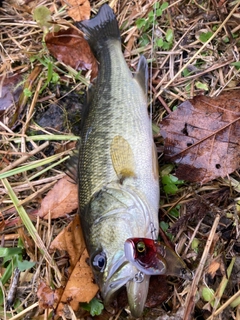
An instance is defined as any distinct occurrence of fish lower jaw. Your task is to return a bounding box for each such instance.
[101,265,149,318]
[101,265,137,306]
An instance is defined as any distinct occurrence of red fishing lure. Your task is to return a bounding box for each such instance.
[124,238,192,280]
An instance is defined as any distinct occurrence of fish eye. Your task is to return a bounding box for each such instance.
[92,252,106,272]
[136,241,146,253]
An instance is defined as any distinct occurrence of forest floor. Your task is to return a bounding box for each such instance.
[0,0,240,319]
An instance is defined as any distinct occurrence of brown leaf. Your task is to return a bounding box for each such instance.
[50,214,98,315]
[160,91,240,183]
[37,282,63,309]
[50,214,85,269]
[0,74,23,119]
[206,257,225,278]
[37,176,78,219]
[45,28,98,80]
[145,275,169,308]
[61,0,90,21]
[57,248,99,315]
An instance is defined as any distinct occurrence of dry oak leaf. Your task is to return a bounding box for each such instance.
[50,214,85,269]
[160,91,240,183]
[37,175,78,219]
[206,257,225,278]
[45,27,98,80]
[50,214,98,315]
[57,248,99,315]
[37,281,63,309]
[61,0,90,21]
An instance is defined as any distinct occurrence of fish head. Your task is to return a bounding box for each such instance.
[83,187,157,317]
[88,218,150,317]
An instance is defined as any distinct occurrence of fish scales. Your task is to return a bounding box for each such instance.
[76,4,159,317]
[79,48,157,210]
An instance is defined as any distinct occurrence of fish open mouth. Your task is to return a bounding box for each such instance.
[101,256,149,318]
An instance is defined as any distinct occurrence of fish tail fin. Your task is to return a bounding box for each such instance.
[76,4,120,56]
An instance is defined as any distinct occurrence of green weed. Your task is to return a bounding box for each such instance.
[162,174,184,195]
[81,298,104,316]
[136,2,174,50]
[0,238,35,305]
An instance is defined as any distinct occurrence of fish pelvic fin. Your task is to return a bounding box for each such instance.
[133,56,148,97]
[76,4,120,56]
[110,136,135,183]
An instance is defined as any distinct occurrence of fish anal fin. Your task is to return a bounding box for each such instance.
[133,56,148,97]
[110,136,135,182]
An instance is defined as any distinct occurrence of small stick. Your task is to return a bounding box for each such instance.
[0,141,49,174]
[183,214,220,320]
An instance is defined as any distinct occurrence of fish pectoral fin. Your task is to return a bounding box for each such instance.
[133,55,148,97]
[110,136,135,182]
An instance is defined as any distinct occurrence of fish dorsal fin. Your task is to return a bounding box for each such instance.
[133,55,148,97]
[87,83,95,106]
[66,151,78,183]
[110,136,135,182]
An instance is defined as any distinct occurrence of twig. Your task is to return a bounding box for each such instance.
[183,214,220,320]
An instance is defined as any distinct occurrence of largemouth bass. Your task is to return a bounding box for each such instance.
[76,4,159,317]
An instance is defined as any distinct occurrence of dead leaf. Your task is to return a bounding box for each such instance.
[206,257,225,278]
[160,91,240,183]
[57,248,98,315]
[61,0,90,21]
[50,214,85,269]
[37,176,78,219]
[50,214,98,315]
[45,27,98,80]
[37,282,63,309]
[145,275,169,308]
[0,74,23,119]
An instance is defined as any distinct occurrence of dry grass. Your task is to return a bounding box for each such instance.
[0,0,240,319]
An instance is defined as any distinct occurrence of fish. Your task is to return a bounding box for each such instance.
[124,238,192,280]
[76,4,159,317]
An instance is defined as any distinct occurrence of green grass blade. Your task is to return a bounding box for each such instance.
[1,178,60,279]
[11,134,79,143]
[0,153,69,180]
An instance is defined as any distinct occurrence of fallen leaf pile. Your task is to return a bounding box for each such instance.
[160,90,240,183]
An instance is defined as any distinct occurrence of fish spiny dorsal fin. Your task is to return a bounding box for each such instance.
[110,136,135,183]
[133,55,148,98]
[66,151,79,183]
